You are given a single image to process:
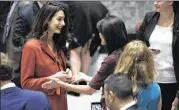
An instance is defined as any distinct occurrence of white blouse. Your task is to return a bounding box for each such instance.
[149,25,176,83]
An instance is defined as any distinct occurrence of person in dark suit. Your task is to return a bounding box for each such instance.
[104,73,139,110]
[0,52,52,110]
[136,1,179,110]
[9,1,45,88]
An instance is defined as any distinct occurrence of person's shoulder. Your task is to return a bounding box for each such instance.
[18,2,32,13]
[149,82,160,89]
[18,2,36,18]
[23,38,40,50]
[147,82,161,97]
[22,89,47,101]
[25,38,39,46]
[107,49,122,61]
[145,11,159,19]
[21,89,51,109]
[104,51,121,65]
[146,11,156,16]
[112,48,123,55]
[126,104,140,110]
[150,82,161,93]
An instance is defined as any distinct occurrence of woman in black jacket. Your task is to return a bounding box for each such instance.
[137,1,179,110]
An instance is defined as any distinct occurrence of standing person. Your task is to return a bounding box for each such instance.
[104,73,139,110]
[64,1,108,83]
[11,1,45,88]
[42,15,129,110]
[114,40,161,110]
[20,2,72,110]
[0,52,52,110]
[12,1,47,48]
[136,1,179,109]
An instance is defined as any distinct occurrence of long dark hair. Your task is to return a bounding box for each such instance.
[27,1,69,55]
[97,15,129,55]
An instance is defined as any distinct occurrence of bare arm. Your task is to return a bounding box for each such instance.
[62,83,96,95]
[158,92,162,110]
[42,53,118,95]
[42,78,96,95]
[70,47,81,76]
[82,75,92,82]
[171,97,179,110]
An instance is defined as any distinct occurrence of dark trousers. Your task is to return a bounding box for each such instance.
[159,83,178,110]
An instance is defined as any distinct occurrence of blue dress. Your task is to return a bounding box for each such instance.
[137,82,161,110]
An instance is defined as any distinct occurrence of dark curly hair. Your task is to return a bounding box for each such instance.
[0,53,13,81]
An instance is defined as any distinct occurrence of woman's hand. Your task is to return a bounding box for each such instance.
[42,77,63,90]
[71,72,91,83]
[149,47,161,55]
[48,71,73,83]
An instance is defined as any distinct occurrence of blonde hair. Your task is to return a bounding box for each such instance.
[114,40,156,93]
[0,52,13,67]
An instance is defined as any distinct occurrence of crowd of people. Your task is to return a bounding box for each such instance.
[1,1,179,110]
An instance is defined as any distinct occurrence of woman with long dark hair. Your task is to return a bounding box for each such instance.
[21,2,72,110]
[137,1,179,109]
[42,15,129,110]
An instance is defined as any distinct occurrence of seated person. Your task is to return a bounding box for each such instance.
[104,73,139,110]
[114,40,161,110]
[0,52,52,110]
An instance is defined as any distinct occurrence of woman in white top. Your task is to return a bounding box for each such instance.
[137,1,179,110]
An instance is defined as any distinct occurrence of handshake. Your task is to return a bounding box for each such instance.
[46,68,74,83]
[42,68,90,89]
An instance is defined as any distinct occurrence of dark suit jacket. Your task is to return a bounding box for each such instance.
[136,12,179,88]
[0,1,11,44]
[12,2,39,47]
[126,104,139,110]
[6,2,38,88]
[1,86,51,110]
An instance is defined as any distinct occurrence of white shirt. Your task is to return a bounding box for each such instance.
[37,1,43,8]
[149,25,176,83]
[1,82,16,90]
[120,101,136,110]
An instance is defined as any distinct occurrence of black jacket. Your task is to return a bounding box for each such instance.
[0,1,11,44]
[136,12,179,88]
[0,1,11,52]
[12,2,40,47]
[126,104,139,110]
